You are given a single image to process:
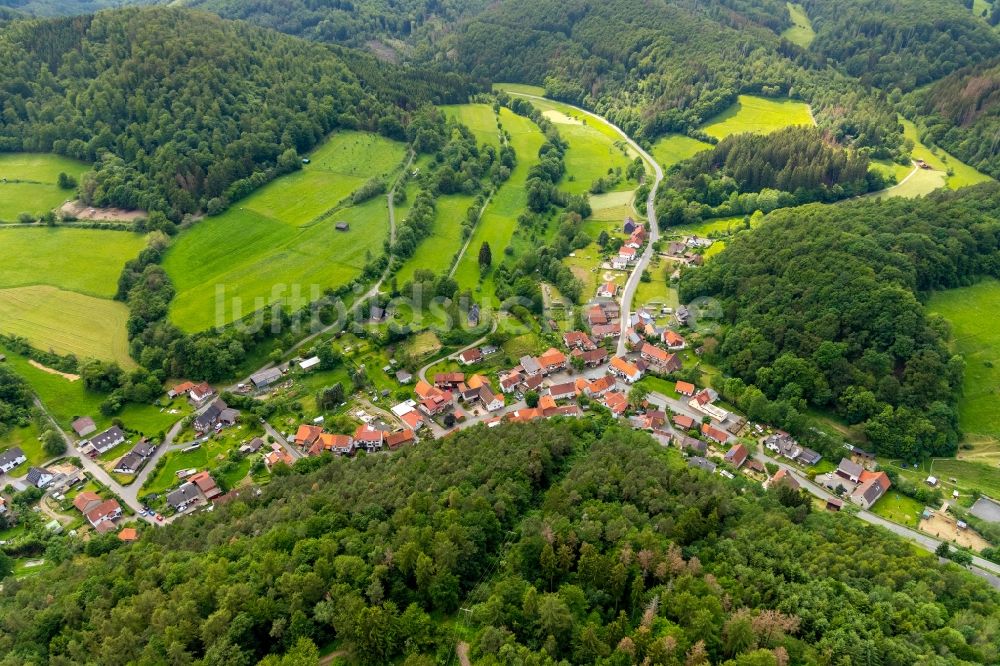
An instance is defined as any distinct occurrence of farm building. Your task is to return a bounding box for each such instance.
[250,367,283,389]
[335,222,349,231]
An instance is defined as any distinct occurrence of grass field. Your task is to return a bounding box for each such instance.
[650,134,713,170]
[453,108,546,298]
[869,158,913,184]
[397,193,477,283]
[928,279,1000,455]
[0,286,134,366]
[0,227,147,298]
[871,166,945,199]
[0,421,45,466]
[493,83,546,97]
[590,191,638,221]
[442,104,502,149]
[870,489,923,528]
[505,96,636,196]
[0,153,89,222]
[901,118,992,191]
[781,3,815,48]
[143,425,260,496]
[164,131,407,332]
[701,95,814,140]
[0,344,185,437]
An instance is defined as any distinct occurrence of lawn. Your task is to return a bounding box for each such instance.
[142,425,261,496]
[453,108,546,298]
[901,118,992,191]
[397,193,477,283]
[928,279,1000,454]
[650,134,712,169]
[781,3,815,48]
[442,104,502,149]
[928,459,1000,500]
[869,158,913,185]
[667,215,751,239]
[701,95,814,140]
[0,286,134,366]
[871,167,946,199]
[0,343,185,437]
[164,131,407,332]
[870,490,923,528]
[0,227,148,298]
[0,153,89,222]
[0,420,46,466]
[506,96,636,196]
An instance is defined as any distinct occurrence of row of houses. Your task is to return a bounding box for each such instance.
[293,422,416,458]
[763,431,822,466]
[457,344,500,366]
[430,374,505,413]
[166,381,215,404]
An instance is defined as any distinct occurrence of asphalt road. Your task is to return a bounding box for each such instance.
[754,448,1000,588]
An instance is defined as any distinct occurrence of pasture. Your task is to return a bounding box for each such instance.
[0,286,134,366]
[0,227,147,298]
[0,344,185,437]
[164,131,407,332]
[0,153,88,222]
[781,3,815,48]
[870,166,945,199]
[453,108,546,298]
[650,134,712,170]
[397,193,477,283]
[901,118,992,191]
[507,95,636,195]
[701,95,814,140]
[928,279,1000,456]
[442,104,502,149]
[590,191,637,221]
[493,83,546,97]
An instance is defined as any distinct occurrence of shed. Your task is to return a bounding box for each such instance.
[335,222,349,231]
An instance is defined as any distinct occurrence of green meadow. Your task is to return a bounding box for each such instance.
[397,193,477,283]
[901,118,992,191]
[0,421,45,466]
[492,83,546,97]
[507,95,636,195]
[701,95,814,140]
[0,343,186,436]
[0,153,89,222]
[0,227,147,298]
[0,286,134,366]
[651,134,713,170]
[452,108,546,297]
[928,279,1000,455]
[782,3,815,48]
[164,131,407,332]
[442,104,502,149]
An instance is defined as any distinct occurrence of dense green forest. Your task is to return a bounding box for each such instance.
[0,0,156,14]
[1,420,997,665]
[800,0,1000,90]
[907,57,1000,179]
[0,7,475,218]
[681,184,1000,461]
[176,0,489,47]
[656,127,878,224]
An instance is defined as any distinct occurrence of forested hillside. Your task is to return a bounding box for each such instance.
[681,184,1000,461]
[801,0,1000,89]
[429,0,906,161]
[175,0,490,47]
[0,7,475,218]
[908,58,1000,179]
[1,420,997,665]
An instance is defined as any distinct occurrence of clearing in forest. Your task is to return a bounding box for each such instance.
[651,134,713,170]
[0,286,134,367]
[701,95,814,140]
[442,104,502,149]
[0,153,88,222]
[928,279,1000,459]
[781,3,815,48]
[164,131,407,332]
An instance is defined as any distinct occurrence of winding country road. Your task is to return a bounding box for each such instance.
[506,92,664,357]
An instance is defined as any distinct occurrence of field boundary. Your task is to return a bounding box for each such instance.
[448,190,495,278]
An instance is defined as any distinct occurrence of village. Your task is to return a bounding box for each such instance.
[0,212,992,575]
